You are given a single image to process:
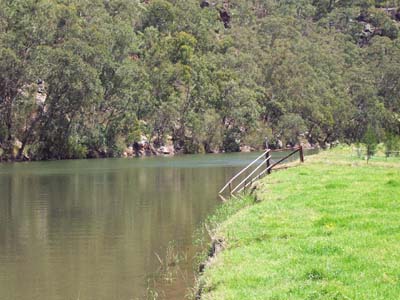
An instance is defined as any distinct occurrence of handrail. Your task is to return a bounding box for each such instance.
[219,146,304,198]
[268,148,301,170]
[237,148,301,193]
[219,149,270,194]
[264,147,301,152]
[239,163,273,193]
[230,156,271,194]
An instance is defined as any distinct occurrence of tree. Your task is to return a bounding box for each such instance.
[34,48,102,159]
[1,0,400,160]
[362,126,379,162]
[142,0,175,32]
[384,131,400,157]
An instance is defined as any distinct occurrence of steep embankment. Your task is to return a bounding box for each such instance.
[2,1,400,161]
[199,149,400,300]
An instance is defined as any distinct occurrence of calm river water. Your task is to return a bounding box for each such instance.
[0,152,305,300]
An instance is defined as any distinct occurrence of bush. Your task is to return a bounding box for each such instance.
[142,0,175,32]
[384,132,400,157]
[362,127,378,162]
[223,128,241,152]
[67,136,88,159]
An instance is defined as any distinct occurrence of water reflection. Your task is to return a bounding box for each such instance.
[0,154,258,300]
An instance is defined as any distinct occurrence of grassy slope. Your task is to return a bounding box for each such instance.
[201,148,400,300]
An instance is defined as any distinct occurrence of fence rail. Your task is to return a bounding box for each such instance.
[219,146,304,199]
[353,148,400,157]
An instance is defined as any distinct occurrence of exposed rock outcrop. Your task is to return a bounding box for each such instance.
[240,145,255,153]
[127,135,176,157]
[157,145,175,155]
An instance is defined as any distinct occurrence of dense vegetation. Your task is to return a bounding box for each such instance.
[1,0,400,160]
[200,148,400,300]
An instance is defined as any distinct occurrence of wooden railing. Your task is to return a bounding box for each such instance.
[219,146,304,199]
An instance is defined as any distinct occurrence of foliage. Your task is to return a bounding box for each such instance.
[362,126,379,161]
[0,0,400,160]
[384,131,400,157]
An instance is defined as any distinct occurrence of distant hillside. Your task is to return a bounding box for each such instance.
[0,0,399,161]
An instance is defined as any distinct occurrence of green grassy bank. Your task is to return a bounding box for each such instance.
[200,148,400,300]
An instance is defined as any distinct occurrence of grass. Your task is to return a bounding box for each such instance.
[199,148,400,300]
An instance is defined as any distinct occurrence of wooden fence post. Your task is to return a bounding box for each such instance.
[299,145,304,163]
[266,150,271,174]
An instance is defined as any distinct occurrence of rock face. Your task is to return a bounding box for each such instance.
[123,146,134,158]
[276,139,283,149]
[35,92,46,106]
[157,145,175,156]
[132,141,157,157]
[127,135,176,157]
[125,138,261,158]
[240,145,255,153]
[36,80,47,107]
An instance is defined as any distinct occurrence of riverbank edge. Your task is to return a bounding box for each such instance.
[0,137,318,163]
[0,145,263,163]
[193,195,256,300]
[193,162,305,299]
[193,168,303,299]
[193,148,400,300]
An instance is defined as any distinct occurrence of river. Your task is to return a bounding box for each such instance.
[0,151,305,300]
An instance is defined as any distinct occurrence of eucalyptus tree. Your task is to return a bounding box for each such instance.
[0,0,59,159]
[1,0,400,160]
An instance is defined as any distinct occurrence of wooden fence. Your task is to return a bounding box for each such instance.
[219,146,304,200]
